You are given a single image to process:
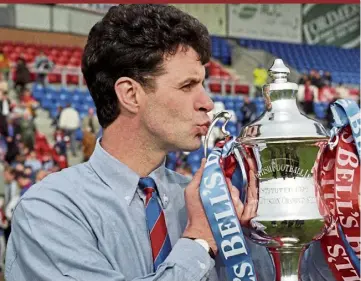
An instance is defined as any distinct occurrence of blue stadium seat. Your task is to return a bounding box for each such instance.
[238,38,360,85]
[313,102,328,119]
[224,100,234,110]
[166,152,177,170]
[211,37,232,65]
[225,122,238,136]
[75,128,83,141]
[235,109,244,121]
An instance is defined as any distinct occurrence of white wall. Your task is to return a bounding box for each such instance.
[15,4,51,31]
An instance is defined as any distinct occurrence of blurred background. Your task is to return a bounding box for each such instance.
[0,3,359,275]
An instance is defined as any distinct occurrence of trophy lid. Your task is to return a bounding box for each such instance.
[237,59,329,144]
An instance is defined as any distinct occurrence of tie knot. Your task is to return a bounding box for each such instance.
[139,177,157,195]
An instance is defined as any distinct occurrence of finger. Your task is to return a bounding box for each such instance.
[233,197,245,220]
[188,158,206,190]
[248,170,258,201]
[226,180,245,220]
[240,198,258,225]
[228,184,240,203]
[225,177,235,194]
[193,158,206,179]
[244,148,257,172]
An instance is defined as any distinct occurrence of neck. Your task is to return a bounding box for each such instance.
[101,117,167,177]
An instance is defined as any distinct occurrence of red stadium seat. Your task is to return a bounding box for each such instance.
[14,46,25,54]
[26,47,36,56]
[56,56,68,66]
[235,84,249,94]
[50,49,60,57]
[67,74,79,85]
[68,57,80,67]
[48,73,61,84]
[61,50,71,58]
[9,52,18,62]
[2,45,13,53]
[209,82,221,93]
[72,51,82,59]
[220,69,230,78]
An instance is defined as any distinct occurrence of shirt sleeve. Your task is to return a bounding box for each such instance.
[5,186,215,281]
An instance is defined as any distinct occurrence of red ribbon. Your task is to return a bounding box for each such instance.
[316,126,360,281]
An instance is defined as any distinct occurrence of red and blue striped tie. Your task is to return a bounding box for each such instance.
[139,177,172,271]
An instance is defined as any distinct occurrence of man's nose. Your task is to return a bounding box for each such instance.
[196,90,214,113]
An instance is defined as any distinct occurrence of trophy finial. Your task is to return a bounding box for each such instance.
[269,58,290,83]
[238,57,329,143]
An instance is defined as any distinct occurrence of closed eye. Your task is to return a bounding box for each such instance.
[181,83,194,92]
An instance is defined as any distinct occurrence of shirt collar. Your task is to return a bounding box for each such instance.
[89,138,169,208]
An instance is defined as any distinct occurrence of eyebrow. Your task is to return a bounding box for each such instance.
[177,76,204,87]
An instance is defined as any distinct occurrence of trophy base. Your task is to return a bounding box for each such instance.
[269,248,305,281]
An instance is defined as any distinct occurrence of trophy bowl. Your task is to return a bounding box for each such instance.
[220,59,330,280]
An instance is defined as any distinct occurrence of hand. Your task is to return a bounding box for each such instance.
[182,158,256,254]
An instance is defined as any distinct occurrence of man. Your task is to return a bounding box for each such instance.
[2,165,18,243]
[82,127,97,162]
[58,103,80,157]
[34,51,54,86]
[19,110,36,150]
[5,4,332,281]
[0,73,8,93]
[82,107,100,161]
[253,64,267,97]
[241,96,257,125]
[82,107,100,135]
[5,5,268,281]
[0,50,9,80]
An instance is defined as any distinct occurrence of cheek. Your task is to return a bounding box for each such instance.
[155,95,192,123]
[145,95,193,135]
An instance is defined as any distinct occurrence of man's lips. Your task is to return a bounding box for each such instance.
[196,121,211,136]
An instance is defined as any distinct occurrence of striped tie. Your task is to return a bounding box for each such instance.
[139,177,172,271]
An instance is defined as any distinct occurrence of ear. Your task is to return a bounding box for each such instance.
[114,77,140,114]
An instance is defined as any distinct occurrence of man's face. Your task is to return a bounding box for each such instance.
[18,176,31,188]
[88,108,95,116]
[140,47,214,152]
[4,170,14,183]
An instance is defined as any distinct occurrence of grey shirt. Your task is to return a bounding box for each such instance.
[5,140,332,281]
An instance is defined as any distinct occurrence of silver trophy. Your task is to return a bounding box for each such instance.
[206,59,330,280]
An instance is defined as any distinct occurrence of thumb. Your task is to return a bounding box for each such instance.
[191,158,206,185]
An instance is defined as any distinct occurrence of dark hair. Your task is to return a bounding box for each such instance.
[4,164,15,175]
[82,4,211,128]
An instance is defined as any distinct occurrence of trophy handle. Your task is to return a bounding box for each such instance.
[203,111,232,158]
[328,127,340,151]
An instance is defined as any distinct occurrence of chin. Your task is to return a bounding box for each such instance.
[177,137,202,152]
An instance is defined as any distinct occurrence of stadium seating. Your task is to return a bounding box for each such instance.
[206,60,249,95]
[0,41,82,67]
[211,36,232,65]
[32,84,93,119]
[1,40,250,94]
[238,38,360,85]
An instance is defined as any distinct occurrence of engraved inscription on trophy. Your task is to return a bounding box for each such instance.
[255,147,323,221]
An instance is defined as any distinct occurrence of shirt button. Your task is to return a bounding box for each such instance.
[124,196,131,203]
[163,194,168,205]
